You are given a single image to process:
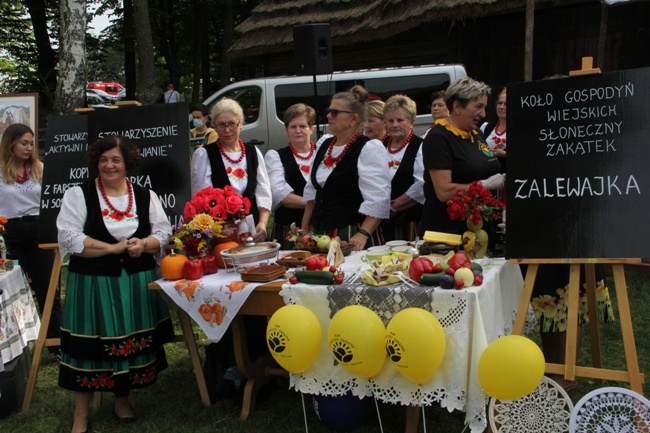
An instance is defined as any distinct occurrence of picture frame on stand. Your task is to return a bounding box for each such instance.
[0,93,39,142]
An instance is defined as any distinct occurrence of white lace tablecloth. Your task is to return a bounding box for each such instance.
[279,256,524,433]
[0,265,41,369]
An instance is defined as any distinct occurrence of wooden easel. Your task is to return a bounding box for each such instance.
[22,243,62,410]
[510,258,644,393]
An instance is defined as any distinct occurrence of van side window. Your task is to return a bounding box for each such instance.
[213,85,262,124]
[359,74,450,116]
[275,74,449,122]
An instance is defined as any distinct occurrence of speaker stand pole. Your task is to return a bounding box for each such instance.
[312,74,322,140]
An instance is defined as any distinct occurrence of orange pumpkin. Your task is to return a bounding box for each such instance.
[160,250,189,280]
[212,241,239,268]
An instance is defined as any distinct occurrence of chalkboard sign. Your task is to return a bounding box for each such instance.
[506,67,650,258]
[38,104,191,244]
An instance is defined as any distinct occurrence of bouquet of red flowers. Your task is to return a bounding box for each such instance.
[446,181,504,225]
[183,186,251,222]
[171,187,251,257]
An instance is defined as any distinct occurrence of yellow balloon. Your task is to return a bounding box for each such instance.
[328,305,386,378]
[266,305,322,374]
[478,335,545,400]
[385,308,446,385]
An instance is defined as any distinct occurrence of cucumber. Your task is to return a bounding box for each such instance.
[419,272,446,286]
[294,271,334,285]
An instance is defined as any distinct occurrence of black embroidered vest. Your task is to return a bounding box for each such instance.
[389,135,424,222]
[204,142,260,224]
[68,181,156,276]
[274,146,307,226]
[310,135,368,230]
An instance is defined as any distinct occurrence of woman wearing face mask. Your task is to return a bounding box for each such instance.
[190,103,218,146]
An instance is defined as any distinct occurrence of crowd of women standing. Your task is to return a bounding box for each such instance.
[2,75,610,433]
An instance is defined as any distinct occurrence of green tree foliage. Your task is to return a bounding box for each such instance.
[0,2,40,93]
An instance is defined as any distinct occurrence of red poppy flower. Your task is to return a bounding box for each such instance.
[209,204,228,221]
[226,166,233,174]
[232,167,246,179]
[300,165,310,174]
[225,195,243,215]
[110,211,125,221]
[102,209,109,216]
[223,185,236,197]
[241,197,252,214]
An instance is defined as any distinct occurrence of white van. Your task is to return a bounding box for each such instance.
[202,64,467,153]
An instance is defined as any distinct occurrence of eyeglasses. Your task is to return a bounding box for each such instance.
[215,122,240,131]
[326,108,354,118]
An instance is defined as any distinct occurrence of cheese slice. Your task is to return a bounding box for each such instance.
[423,231,462,245]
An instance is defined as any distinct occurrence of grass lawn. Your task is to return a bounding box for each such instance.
[1,267,649,432]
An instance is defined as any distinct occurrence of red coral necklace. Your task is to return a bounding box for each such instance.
[494,120,506,136]
[386,130,414,154]
[323,131,361,168]
[289,141,315,160]
[15,165,30,184]
[97,177,134,218]
[218,139,246,164]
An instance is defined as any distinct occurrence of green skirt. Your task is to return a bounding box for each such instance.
[58,268,175,396]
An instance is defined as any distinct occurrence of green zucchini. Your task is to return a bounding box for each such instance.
[294,271,335,285]
[419,272,446,286]
[470,262,483,272]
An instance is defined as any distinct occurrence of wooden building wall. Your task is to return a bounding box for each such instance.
[238,1,649,119]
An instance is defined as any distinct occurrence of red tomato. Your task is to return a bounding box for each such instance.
[183,258,204,280]
[317,255,328,269]
[447,252,471,270]
[431,264,443,273]
[445,267,456,276]
[454,279,465,290]
[329,265,337,273]
[334,274,344,284]
[289,276,298,284]
[473,275,483,286]
[305,256,321,271]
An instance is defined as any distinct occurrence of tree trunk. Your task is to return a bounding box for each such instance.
[123,0,137,101]
[53,0,86,116]
[201,0,212,101]
[164,0,179,88]
[191,0,202,102]
[524,0,534,82]
[219,0,233,90]
[22,0,58,108]
[133,0,158,104]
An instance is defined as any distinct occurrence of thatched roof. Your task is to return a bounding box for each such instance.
[230,0,565,57]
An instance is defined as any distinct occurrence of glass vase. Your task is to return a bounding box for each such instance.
[463,219,488,259]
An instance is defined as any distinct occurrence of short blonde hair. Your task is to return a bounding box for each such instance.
[365,100,385,120]
[211,98,244,124]
[445,77,491,111]
[384,94,416,121]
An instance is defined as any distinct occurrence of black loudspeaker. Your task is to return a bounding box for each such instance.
[293,24,333,76]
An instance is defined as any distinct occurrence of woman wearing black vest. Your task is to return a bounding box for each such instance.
[381,94,425,242]
[302,88,390,251]
[265,103,318,247]
[191,98,272,242]
[57,136,174,433]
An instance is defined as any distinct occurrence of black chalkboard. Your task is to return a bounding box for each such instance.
[38,104,191,244]
[506,67,650,259]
